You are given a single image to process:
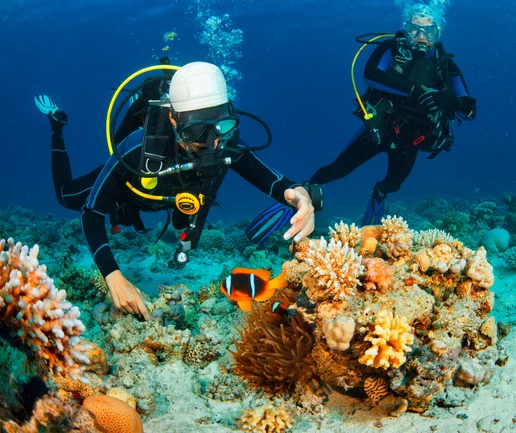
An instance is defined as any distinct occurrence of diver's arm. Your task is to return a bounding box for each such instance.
[81,173,124,278]
[82,131,144,276]
[448,59,476,120]
[231,149,302,205]
[364,40,416,97]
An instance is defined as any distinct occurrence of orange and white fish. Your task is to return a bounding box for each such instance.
[220,267,287,312]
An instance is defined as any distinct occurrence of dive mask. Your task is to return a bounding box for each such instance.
[172,103,239,144]
[404,21,439,43]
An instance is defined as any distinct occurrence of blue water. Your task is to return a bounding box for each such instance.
[1,0,514,225]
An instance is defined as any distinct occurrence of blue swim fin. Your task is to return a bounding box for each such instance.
[361,183,386,226]
[245,203,294,245]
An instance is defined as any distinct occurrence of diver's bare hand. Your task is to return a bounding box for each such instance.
[105,270,151,321]
[283,186,315,243]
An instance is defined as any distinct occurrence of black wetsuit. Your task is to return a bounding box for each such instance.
[50,122,302,278]
[310,33,476,195]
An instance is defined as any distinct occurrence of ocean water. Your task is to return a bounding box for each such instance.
[1,0,514,223]
[1,0,516,432]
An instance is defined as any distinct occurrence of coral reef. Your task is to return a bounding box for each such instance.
[0,395,96,432]
[275,217,505,413]
[0,238,89,380]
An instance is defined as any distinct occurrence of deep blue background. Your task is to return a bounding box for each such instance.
[1,0,514,226]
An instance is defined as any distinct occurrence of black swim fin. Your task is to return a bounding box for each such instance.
[245,203,294,245]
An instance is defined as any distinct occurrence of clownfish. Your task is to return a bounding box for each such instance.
[271,301,298,319]
[220,268,287,312]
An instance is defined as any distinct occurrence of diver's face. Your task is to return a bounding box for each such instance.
[169,112,222,152]
[169,104,238,152]
[406,17,439,47]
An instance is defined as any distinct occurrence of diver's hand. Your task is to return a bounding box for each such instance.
[34,95,68,125]
[416,88,460,119]
[283,187,315,243]
[105,270,150,321]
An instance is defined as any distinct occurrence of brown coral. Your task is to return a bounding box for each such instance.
[183,334,220,367]
[364,376,391,405]
[83,395,143,433]
[230,306,314,394]
[361,258,395,293]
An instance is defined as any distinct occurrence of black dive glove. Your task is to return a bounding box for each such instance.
[412,87,460,121]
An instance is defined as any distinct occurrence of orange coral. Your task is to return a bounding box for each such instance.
[360,225,382,241]
[83,395,143,433]
[360,237,378,256]
[361,258,395,293]
[82,339,109,375]
[415,252,431,273]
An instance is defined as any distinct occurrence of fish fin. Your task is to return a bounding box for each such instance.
[245,203,295,245]
[254,271,287,302]
[232,267,271,281]
[268,270,288,291]
[237,300,253,312]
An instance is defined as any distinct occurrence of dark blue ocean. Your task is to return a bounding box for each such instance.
[1,0,513,226]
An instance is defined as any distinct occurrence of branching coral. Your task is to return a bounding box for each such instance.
[359,310,414,370]
[413,229,458,248]
[303,238,364,301]
[380,216,411,243]
[0,238,89,380]
[230,306,314,394]
[329,221,361,247]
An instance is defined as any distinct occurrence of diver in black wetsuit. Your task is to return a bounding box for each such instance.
[35,62,323,320]
[310,3,476,226]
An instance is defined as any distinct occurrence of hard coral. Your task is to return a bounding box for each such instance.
[303,238,364,301]
[0,238,89,380]
[329,221,361,247]
[359,310,414,370]
[238,403,295,433]
[230,306,314,394]
[83,395,143,433]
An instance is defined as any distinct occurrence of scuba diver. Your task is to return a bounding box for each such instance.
[246,3,476,244]
[35,61,323,321]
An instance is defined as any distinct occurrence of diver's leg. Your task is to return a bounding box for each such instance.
[380,145,419,194]
[310,126,379,184]
[361,146,418,225]
[50,119,102,211]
